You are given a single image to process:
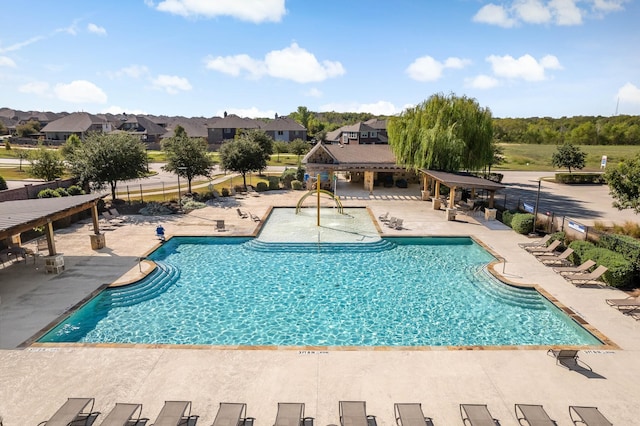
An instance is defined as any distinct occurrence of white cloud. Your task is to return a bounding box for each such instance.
[304,88,323,98]
[514,0,552,24]
[205,54,265,78]
[617,83,640,104]
[473,0,625,27]
[487,54,562,81]
[107,65,150,79]
[54,80,108,104]
[19,81,50,95]
[205,43,345,83]
[473,4,517,28]
[0,56,16,67]
[151,74,192,94]
[406,55,470,82]
[154,0,286,23]
[101,105,148,115]
[214,107,277,118]
[466,75,500,89]
[320,101,400,116]
[87,23,107,36]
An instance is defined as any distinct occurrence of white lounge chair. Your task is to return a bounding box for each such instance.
[514,404,556,426]
[212,403,252,426]
[101,403,145,426]
[339,401,377,426]
[538,248,574,266]
[569,406,612,426]
[553,259,596,274]
[151,401,197,426]
[394,403,432,426]
[459,404,498,426]
[38,397,100,426]
[518,234,552,248]
[525,239,561,254]
[605,295,640,311]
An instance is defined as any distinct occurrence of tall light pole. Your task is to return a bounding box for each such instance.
[532,179,541,234]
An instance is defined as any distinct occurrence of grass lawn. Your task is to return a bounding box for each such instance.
[497,144,635,171]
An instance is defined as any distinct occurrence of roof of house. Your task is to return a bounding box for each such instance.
[208,114,261,129]
[304,143,397,165]
[325,122,386,143]
[119,115,167,136]
[364,118,387,130]
[261,116,306,132]
[162,118,209,138]
[41,112,106,133]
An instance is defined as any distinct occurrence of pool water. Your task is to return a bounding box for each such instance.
[39,235,601,347]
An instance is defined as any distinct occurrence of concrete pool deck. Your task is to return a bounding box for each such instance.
[1,184,640,424]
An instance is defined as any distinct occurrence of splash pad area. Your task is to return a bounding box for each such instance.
[257,207,380,243]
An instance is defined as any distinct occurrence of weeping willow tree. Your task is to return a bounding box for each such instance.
[388,93,494,172]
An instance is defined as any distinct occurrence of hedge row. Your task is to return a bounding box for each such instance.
[568,240,634,288]
[554,173,605,184]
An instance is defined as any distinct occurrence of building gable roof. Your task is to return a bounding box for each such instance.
[209,114,260,129]
[41,112,105,133]
[261,116,306,132]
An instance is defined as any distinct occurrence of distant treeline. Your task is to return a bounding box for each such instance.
[301,111,640,145]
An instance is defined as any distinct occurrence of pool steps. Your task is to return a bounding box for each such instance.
[102,261,181,308]
[469,266,546,310]
[243,239,396,253]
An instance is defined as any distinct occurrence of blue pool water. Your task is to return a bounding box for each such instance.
[39,235,601,347]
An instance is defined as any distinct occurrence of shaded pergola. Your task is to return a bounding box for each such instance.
[420,170,505,209]
[0,194,106,256]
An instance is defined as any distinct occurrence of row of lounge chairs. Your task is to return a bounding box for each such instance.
[520,236,609,287]
[237,208,262,223]
[36,399,613,426]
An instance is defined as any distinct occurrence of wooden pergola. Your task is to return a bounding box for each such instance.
[420,170,505,209]
[0,194,106,256]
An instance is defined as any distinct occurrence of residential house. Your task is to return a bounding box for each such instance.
[41,112,111,144]
[262,116,307,142]
[207,113,261,145]
[325,122,388,145]
[117,115,167,148]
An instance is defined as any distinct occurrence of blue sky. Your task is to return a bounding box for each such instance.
[1,0,638,119]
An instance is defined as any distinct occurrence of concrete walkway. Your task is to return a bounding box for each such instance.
[1,184,639,425]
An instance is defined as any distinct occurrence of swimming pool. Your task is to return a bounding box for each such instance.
[39,233,601,347]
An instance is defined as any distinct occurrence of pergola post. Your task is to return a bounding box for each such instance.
[45,220,56,256]
[488,191,495,208]
[448,186,456,209]
[91,204,100,235]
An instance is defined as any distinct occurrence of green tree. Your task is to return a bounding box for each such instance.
[218,138,267,189]
[388,93,494,172]
[61,134,83,159]
[67,132,148,200]
[551,143,586,174]
[273,141,289,162]
[162,125,214,193]
[16,149,30,171]
[289,138,310,162]
[16,120,41,137]
[604,153,640,214]
[28,146,65,181]
[290,106,313,130]
[244,129,273,162]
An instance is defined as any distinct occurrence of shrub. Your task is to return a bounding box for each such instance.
[511,213,534,235]
[568,240,596,263]
[555,173,605,184]
[281,168,298,189]
[583,247,634,288]
[221,187,229,197]
[181,200,206,210]
[256,181,268,192]
[267,176,280,190]
[37,188,61,198]
[66,185,85,195]
[54,187,68,197]
[501,210,516,227]
[0,175,7,190]
[291,180,303,190]
[598,234,640,267]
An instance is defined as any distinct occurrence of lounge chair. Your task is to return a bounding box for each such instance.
[459,404,498,426]
[274,403,312,426]
[212,402,252,426]
[37,397,100,426]
[109,208,129,222]
[237,208,249,219]
[569,406,612,426]
[102,211,125,225]
[216,220,226,232]
[386,217,398,228]
[36,237,49,255]
[339,401,377,426]
[605,295,640,311]
[514,404,556,426]
[547,349,591,370]
[538,248,574,266]
[525,239,561,254]
[553,259,596,274]
[150,400,197,426]
[249,212,262,223]
[101,403,146,426]
[247,185,260,197]
[378,212,389,222]
[564,265,608,286]
[394,403,432,426]
[518,234,552,248]
[394,218,404,230]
